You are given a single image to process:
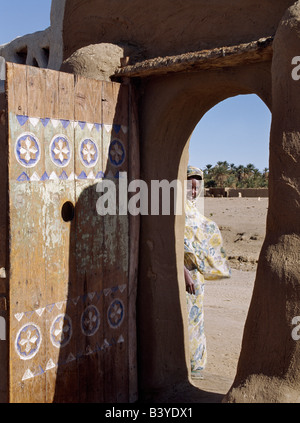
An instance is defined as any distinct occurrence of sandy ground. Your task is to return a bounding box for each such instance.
[169,197,269,403]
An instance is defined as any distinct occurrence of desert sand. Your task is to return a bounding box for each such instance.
[204,196,268,378]
[168,197,269,403]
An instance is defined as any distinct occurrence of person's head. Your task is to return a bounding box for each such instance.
[187,166,203,200]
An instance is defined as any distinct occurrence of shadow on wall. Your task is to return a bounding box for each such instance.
[52,86,131,402]
[52,182,226,403]
[53,182,130,402]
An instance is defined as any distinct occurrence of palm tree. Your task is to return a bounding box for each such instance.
[245,163,256,175]
[263,167,269,178]
[214,161,229,187]
[229,163,236,172]
[202,161,268,188]
[235,165,245,184]
[204,164,213,176]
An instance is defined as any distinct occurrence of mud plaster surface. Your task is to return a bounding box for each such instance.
[167,197,268,403]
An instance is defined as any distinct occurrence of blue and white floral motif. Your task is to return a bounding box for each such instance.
[81,305,100,337]
[108,139,126,167]
[79,138,98,168]
[50,314,72,348]
[107,299,124,329]
[15,133,40,168]
[50,135,71,167]
[15,323,42,360]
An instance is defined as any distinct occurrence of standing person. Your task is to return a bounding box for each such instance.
[184,165,231,379]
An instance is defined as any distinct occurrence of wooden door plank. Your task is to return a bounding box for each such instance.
[101,81,129,402]
[6,63,30,184]
[44,68,59,119]
[58,70,75,121]
[8,63,46,403]
[73,75,104,402]
[74,76,103,181]
[6,63,27,116]
[42,70,77,403]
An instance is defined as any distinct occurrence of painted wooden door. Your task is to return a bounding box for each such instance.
[6,63,139,403]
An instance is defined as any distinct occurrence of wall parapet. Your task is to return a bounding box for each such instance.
[205,187,269,197]
[115,36,273,78]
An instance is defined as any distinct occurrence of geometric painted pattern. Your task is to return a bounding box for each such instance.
[16,170,110,182]
[13,284,127,323]
[79,138,99,168]
[50,135,71,168]
[15,133,41,168]
[108,139,126,167]
[11,110,129,388]
[14,283,127,382]
[15,114,128,135]
[81,305,100,337]
[15,323,42,360]
[13,115,128,181]
[50,314,73,348]
[21,334,125,382]
[107,299,125,329]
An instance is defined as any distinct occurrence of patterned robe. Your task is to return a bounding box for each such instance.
[184,199,231,372]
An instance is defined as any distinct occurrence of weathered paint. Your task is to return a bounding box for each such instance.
[5,62,136,403]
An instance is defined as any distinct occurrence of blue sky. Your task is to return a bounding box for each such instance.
[0,0,52,45]
[0,1,272,172]
[189,94,271,172]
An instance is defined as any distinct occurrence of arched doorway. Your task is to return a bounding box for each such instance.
[186,94,271,394]
[137,64,272,401]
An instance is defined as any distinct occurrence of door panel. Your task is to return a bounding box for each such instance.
[6,62,138,403]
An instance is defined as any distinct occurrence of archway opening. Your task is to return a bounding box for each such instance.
[186,93,271,390]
